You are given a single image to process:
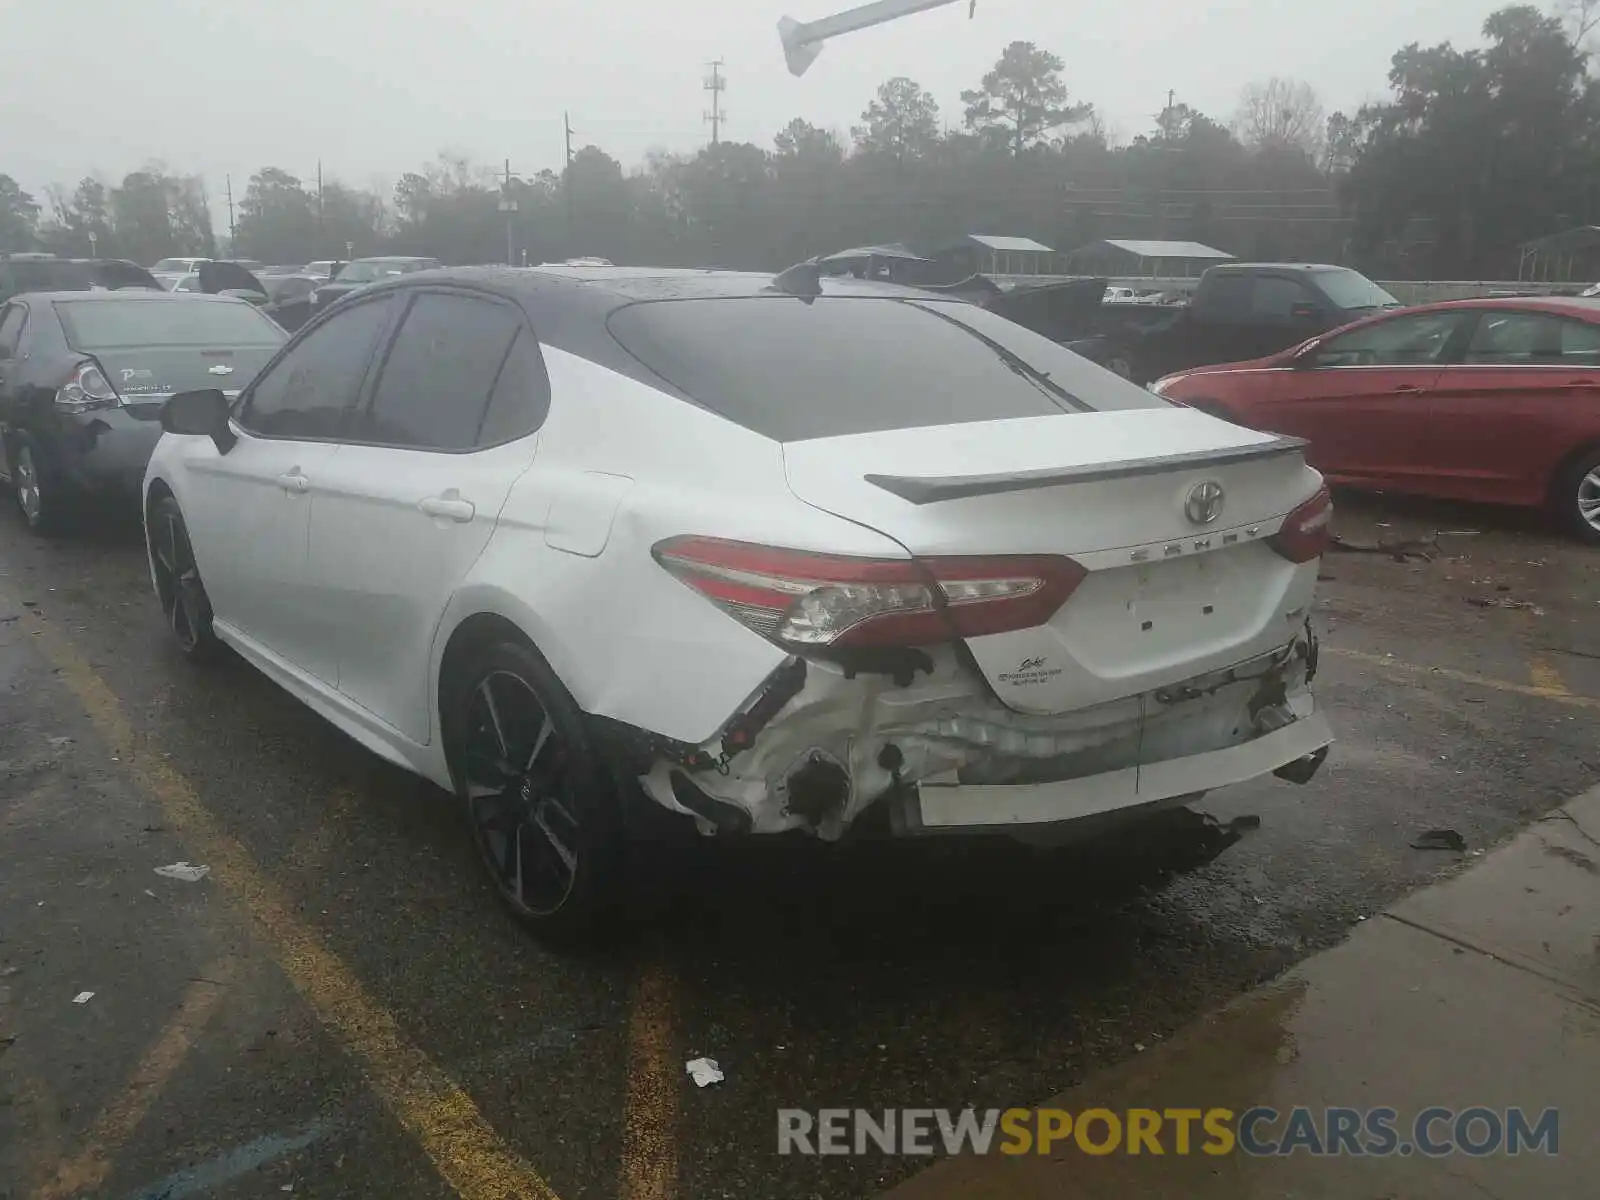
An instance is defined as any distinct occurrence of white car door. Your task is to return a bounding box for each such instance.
[184,294,399,681]
[305,288,546,744]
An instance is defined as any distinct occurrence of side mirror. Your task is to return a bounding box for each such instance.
[161,388,237,454]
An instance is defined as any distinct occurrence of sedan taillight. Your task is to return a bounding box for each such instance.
[1268,486,1333,563]
[653,536,1086,649]
[54,363,119,414]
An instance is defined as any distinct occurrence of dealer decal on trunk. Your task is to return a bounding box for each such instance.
[998,656,1065,687]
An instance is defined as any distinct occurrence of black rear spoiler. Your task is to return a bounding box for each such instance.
[864,437,1308,505]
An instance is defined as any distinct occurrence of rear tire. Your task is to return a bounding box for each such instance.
[1553,447,1600,546]
[445,638,623,945]
[10,434,68,535]
[148,495,223,661]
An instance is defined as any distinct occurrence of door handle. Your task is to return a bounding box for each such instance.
[418,492,475,523]
[276,470,310,494]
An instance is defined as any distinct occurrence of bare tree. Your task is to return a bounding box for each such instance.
[1559,0,1599,50]
[1234,77,1326,158]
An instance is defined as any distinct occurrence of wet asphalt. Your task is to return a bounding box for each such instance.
[1,489,1598,1199]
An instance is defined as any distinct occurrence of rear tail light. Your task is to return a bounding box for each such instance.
[654,537,1086,649]
[1268,485,1332,563]
[54,362,119,414]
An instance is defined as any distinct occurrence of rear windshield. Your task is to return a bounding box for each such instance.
[9,261,93,291]
[606,295,1166,441]
[55,298,286,349]
[336,259,435,283]
[1312,269,1397,311]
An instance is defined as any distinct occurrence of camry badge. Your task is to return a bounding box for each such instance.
[207,364,234,376]
[1184,480,1225,525]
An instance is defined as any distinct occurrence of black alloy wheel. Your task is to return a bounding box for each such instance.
[450,640,620,941]
[149,495,221,660]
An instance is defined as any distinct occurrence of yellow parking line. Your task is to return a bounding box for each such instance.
[35,962,234,1200]
[1528,655,1572,697]
[21,613,560,1200]
[619,958,679,1200]
[1327,647,1600,710]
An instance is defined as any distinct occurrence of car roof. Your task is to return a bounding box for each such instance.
[380,263,945,305]
[1400,295,1600,318]
[11,289,251,303]
[352,255,440,264]
[1208,262,1350,273]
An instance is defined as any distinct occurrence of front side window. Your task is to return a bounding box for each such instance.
[1463,311,1600,366]
[1307,311,1468,369]
[351,292,523,450]
[239,295,395,440]
[1250,276,1317,320]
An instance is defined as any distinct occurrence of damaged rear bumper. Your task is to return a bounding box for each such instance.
[636,627,1331,839]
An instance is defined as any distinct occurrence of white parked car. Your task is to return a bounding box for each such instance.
[144,265,1333,939]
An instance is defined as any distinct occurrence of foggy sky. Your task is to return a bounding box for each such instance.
[8,0,1506,207]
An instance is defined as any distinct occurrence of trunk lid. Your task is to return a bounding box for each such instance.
[782,407,1324,714]
[90,346,278,405]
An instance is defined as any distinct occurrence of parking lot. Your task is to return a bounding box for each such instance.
[2,489,1598,1200]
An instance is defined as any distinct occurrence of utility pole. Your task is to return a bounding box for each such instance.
[225,174,236,256]
[498,157,519,266]
[704,59,726,146]
[316,159,324,255]
[564,111,576,245]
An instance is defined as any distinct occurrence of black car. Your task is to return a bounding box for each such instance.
[0,255,162,304]
[257,273,319,332]
[0,290,287,532]
[308,256,441,316]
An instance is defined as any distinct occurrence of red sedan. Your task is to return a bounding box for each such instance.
[1151,297,1600,543]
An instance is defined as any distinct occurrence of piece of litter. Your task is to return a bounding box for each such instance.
[281,1186,295,1194]
[48,736,74,749]
[144,889,157,898]
[685,1057,724,1087]
[1134,1042,1146,1052]
[154,862,211,883]
[1410,828,1466,852]
[72,991,94,1004]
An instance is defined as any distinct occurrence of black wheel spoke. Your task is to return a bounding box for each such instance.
[531,799,578,874]
[460,668,584,919]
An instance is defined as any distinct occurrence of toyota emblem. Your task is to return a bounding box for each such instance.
[1184,480,1225,525]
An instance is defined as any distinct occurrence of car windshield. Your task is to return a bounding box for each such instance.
[55,298,286,348]
[335,260,431,283]
[605,295,1166,442]
[1313,268,1399,310]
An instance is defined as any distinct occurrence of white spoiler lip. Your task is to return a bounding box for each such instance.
[863,435,1308,505]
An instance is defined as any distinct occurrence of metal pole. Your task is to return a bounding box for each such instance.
[779,0,973,76]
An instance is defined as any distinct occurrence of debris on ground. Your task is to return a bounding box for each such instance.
[72,991,94,1004]
[1410,829,1468,852]
[1329,533,1440,562]
[1226,814,1263,833]
[154,862,211,883]
[1465,597,1544,614]
[686,1057,725,1087]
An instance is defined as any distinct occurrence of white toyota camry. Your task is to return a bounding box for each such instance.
[145,264,1333,939]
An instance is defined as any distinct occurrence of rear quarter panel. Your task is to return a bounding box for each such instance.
[437,346,912,747]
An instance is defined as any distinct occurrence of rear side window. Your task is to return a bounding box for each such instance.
[0,304,26,356]
[351,292,523,450]
[242,295,395,439]
[477,329,551,446]
[605,296,1163,442]
[1194,272,1251,318]
[1464,311,1600,366]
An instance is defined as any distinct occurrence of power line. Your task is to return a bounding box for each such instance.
[704,60,726,146]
